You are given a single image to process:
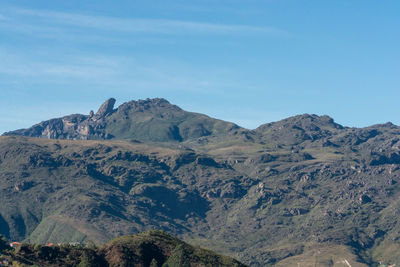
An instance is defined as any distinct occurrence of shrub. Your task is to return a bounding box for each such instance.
[0,234,8,252]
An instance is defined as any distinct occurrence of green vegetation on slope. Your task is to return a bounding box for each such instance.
[1,230,246,267]
[2,99,400,266]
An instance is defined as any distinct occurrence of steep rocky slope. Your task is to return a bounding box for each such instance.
[2,98,400,266]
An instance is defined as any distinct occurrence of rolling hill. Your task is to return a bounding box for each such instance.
[0,230,246,266]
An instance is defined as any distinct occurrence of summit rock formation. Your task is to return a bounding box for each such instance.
[4,98,239,142]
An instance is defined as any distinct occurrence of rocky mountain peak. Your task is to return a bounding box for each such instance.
[257,114,343,132]
[95,98,116,118]
[254,114,345,146]
[140,97,171,106]
[119,97,181,113]
[3,97,237,142]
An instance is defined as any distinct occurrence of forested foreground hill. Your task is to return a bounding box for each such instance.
[0,230,246,266]
[2,98,400,266]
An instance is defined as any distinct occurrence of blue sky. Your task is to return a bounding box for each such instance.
[0,0,399,133]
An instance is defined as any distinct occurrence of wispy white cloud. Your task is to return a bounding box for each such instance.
[0,48,244,96]
[0,21,130,45]
[0,50,119,79]
[11,7,286,36]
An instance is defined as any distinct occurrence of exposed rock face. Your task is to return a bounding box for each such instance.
[3,98,239,142]
[94,98,116,119]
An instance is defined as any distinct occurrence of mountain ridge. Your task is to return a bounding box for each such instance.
[3,98,240,142]
[2,98,400,266]
[6,98,398,142]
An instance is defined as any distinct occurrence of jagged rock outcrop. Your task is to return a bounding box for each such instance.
[3,98,239,142]
[94,97,116,119]
[2,97,116,140]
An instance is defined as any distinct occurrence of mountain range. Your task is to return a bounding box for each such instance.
[2,98,400,266]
